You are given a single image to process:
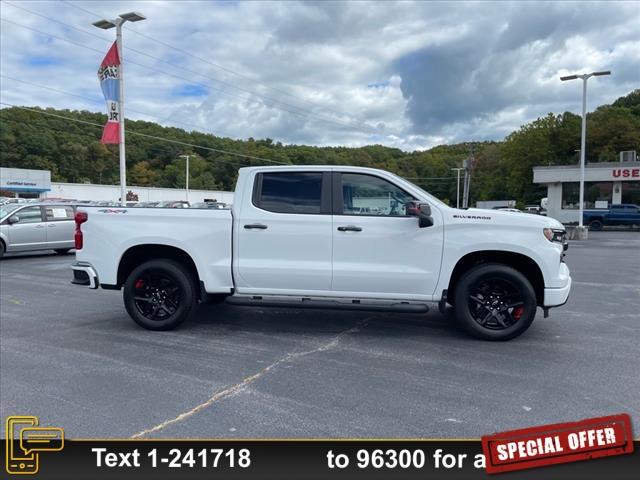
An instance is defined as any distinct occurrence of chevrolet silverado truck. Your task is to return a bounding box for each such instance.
[582,204,640,230]
[71,166,571,341]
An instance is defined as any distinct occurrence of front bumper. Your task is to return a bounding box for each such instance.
[543,262,571,307]
[71,262,99,289]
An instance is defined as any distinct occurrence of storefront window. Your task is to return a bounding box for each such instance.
[562,182,614,209]
[562,183,579,209]
[621,182,640,205]
[585,182,613,208]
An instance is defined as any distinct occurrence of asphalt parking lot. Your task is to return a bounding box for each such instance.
[1,231,639,439]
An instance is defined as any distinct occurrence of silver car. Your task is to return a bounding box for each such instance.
[0,203,76,257]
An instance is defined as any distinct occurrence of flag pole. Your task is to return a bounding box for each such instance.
[93,12,146,207]
[116,19,126,206]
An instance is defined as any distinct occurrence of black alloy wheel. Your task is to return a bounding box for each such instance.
[123,259,196,330]
[454,264,537,341]
[468,277,526,330]
[132,271,182,321]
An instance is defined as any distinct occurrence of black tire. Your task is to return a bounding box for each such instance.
[54,248,71,255]
[123,259,197,331]
[589,219,603,231]
[453,264,537,341]
[0,241,5,258]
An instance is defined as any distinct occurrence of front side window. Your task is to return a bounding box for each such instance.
[14,206,43,224]
[256,172,323,214]
[341,173,416,216]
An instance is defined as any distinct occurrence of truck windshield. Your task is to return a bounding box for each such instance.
[388,173,449,209]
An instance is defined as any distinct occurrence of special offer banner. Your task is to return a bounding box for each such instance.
[2,415,638,479]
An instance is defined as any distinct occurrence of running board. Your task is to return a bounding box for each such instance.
[225,296,429,313]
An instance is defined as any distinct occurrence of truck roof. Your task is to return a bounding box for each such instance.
[239,165,394,174]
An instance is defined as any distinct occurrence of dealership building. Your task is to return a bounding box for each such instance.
[0,167,234,204]
[533,160,640,223]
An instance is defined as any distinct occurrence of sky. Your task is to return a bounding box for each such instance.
[1,0,638,151]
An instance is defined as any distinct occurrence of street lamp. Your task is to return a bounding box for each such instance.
[451,167,464,208]
[179,155,190,202]
[93,12,146,206]
[560,70,610,228]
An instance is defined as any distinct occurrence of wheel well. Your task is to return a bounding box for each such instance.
[447,251,545,306]
[117,244,200,292]
[588,217,604,223]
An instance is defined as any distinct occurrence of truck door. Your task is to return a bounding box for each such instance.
[235,171,333,294]
[331,172,443,299]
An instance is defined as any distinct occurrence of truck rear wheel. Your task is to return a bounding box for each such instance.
[123,259,197,331]
[589,219,603,231]
[453,264,537,341]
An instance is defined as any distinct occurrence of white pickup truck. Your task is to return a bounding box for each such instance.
[71,166,571,340]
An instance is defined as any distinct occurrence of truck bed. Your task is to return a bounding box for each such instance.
[76,207,234,293]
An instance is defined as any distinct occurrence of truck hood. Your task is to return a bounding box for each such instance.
[448,208,565,230]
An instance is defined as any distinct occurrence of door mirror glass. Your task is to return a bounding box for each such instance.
[8,215,20,224]
[406,201,434,228]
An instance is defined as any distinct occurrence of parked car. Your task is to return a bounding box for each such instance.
[583,204,640,230]
[190,202,228,209]
[524,205,547,216]
[137,202,159,208]
[497,208,524,213]
[0,203,76,257]
[157,200,190,208]
[71,166,571,341]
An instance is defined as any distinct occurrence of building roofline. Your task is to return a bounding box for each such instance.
[533,161,640,171]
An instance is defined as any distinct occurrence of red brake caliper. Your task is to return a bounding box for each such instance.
[135,279,145,289]
[512,306,524,321]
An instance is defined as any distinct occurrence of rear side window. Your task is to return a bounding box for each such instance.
[45,206,74,221]
[255,172,323,214]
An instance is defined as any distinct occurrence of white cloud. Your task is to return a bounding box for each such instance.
[1,1,637,152]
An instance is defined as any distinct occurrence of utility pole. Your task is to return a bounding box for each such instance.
[93,12,146,206]
[179,154,190,202]
[461,146,474,209]
[451,167,464,208]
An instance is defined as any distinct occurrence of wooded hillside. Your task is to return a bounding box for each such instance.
[1,89,638,206]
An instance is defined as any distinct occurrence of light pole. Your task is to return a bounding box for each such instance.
[179,155,190,202]
[451,167,464,208]
[93,12,146,206]
[560,70,610,228]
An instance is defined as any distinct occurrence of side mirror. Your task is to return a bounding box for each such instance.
[7,215,20,225]
[406,201,434,228]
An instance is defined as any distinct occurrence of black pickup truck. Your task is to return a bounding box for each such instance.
[582,204,640,230]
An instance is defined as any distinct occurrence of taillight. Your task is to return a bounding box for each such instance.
[74,211,88,250]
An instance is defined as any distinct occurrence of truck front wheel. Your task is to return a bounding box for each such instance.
[123,259,197,331]
[453,264,537,341]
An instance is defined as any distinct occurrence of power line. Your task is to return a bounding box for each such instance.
[61,0,378,127]
[1,16,383,136]
[3,3,382,135]
[0,102,289,165]
[1,74,256,139]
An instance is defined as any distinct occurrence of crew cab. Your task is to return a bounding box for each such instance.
[71,166,571,341]
[583,204,640,230]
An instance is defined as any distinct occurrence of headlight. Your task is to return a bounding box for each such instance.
[543,228,568,247]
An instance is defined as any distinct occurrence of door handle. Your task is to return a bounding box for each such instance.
[244,223,268,230]
[48,224,56,227]
[337,225,362,232]
[35,224,45,229]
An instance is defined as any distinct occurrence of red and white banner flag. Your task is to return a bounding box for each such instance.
[97,41,121,144]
